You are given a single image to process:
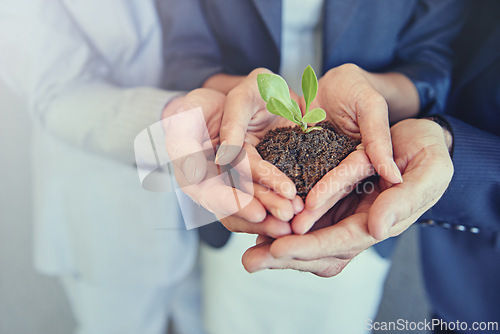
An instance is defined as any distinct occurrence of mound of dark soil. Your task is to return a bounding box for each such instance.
[256,121,360,200]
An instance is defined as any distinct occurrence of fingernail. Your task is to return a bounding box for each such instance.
[249,209,267,223]
[215,141,228,165]
[394,170,403,184]
[293,196,304,214]
[279,184,296,200]
[276,209,284,221]
[182,157,197,183]
[277,208,294,222]
[393,162,403,184]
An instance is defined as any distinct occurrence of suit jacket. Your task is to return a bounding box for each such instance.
[164,0,465,113]
[163,0,467,249]
[419,0,500,327]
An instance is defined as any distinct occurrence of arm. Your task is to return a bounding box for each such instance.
[203,74,245,94]
[0,0,175,163]
[293,1,467,228]
[244,116,499,276]
[421,115,500,231]
[163,0,223,91]
[364,71,419,123]
[386,0,468,116]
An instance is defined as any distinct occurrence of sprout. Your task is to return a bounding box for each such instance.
[257,65,326,133]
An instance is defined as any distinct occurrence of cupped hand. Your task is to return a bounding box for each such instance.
[288,63,410,234]
[162,86,301,225]
[206,68,307,228]
[307,63,404,185]
[242,118,454,276]
[214,68,301,200]
[162,88,267,223]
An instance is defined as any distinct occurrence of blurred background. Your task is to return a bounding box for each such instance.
[0,81,430,333]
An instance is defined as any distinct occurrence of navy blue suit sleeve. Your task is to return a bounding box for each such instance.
[162,0,223,90]
[422,116,500,232]
[388,0,468,115]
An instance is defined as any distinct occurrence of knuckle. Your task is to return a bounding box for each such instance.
[219,122,234,134]
[356,92,388,116]
[226,85,244,100]
[335,225,359,252]
[220,122,246,142]
[311,233,329,256]
[338,63,360,74]
[370,93,387,107]
[250,67,272,76]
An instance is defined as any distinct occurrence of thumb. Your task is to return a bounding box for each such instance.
[215,88,253,165]
[367,169,443,240]
[356,88,403,185]
[164,107,209,185]
[216,69,270,165]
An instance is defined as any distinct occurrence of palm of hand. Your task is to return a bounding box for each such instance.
[245,92,302,146]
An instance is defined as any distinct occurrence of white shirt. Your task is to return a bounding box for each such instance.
[280,0,324,94]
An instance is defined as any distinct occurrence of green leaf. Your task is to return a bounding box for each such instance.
[305,126,323,133]
[290,99,303,123]
[266,97,299,125]
[301,65,318,114]
[257,73,291,103]
[302,108,326,124]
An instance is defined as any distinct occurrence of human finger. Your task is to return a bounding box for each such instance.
[164,110,210,185]
[290,185,353,235]
[367,145,453,240]
[216,68,272,165]
[233,142,297,200]
[242,241,350,277]
[305,148,374,210]
[355,87,403,185]
[270,212,377,261]
[219,214,292,239]
[256,234,274,244]
[248,182,295,222]
[290,149,373,235]
[163,89,225,185]
[180,163,266,223]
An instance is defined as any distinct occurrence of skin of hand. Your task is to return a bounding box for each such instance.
[207,63,419,237]
[162,87,301,234]
[307,63,410,185]
[162,88,268,224]
[208,68,306,223]
[240,118,454,277]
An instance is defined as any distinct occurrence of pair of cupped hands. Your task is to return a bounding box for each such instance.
[163,64,453,277]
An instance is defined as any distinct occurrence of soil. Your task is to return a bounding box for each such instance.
[256,121,360,200]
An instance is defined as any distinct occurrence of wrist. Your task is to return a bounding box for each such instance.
[423,116,454,154]
[203,73,246,94]
[442,127,453,154]
[366,72,420,122]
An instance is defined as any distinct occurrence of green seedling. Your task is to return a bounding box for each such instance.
[257,65,326,133]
